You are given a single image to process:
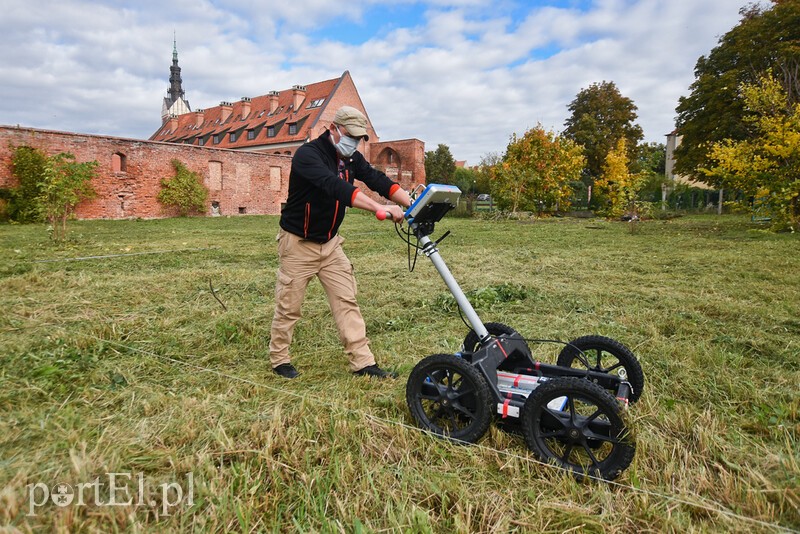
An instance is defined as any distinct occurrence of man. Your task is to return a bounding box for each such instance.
[270,106,411,379]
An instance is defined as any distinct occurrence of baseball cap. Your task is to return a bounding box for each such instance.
[333,106,370,140]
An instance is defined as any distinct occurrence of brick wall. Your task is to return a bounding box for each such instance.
[371,139,427,194]
[0,126,291,219]
[0,125,427,220]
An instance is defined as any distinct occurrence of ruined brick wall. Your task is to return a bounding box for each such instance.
[0,126,291,219]
[371,138,427,194]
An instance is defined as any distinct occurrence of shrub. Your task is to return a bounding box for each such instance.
[37,152,97,240]
[7,145,49,223]
[158,159,209,216]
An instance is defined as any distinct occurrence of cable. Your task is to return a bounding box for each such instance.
[393,220,422,272]
[30,247,219,263]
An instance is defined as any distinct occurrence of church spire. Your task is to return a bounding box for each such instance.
[168,33,184,103]
[161,34,191,123]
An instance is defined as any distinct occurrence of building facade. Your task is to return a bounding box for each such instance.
[0,53,426,220]
[665,130,712,190]
[150,67,425,193]
[0,126,291,219]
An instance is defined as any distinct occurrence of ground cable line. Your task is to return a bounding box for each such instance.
[30,247,219,263]
[83,334,799,534]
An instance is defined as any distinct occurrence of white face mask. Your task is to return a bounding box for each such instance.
[333,125,360,157]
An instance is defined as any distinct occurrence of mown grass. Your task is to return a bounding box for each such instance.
[0,213,798,533]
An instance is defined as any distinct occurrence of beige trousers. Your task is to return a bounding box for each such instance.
[269,229,375,372]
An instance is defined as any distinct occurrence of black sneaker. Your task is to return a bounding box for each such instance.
[273,363,299,379]
[353,364,398,379]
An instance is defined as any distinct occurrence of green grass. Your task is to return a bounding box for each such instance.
[1,213,798,533]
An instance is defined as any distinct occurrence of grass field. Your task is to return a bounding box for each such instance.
[0,213,798,533]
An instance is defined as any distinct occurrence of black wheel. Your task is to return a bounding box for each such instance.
[556,335,644,403]
[462,323,530,371]
[521,377,635,481]
[406,354,493,444]
[462,322,517,352]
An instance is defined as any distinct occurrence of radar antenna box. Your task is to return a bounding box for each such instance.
[405,184,462,224]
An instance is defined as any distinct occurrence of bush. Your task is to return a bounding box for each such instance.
[7,145,48,223]
[157,159,209,216]
[4,146,97,240]
[37,152,97,240]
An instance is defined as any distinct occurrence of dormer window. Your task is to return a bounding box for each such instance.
[230,132,237,142]
[267,126,276,137]
[288,123,297,135]
[247,129,255,140]
[213,134,221,144]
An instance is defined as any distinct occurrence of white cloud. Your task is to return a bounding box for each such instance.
[0,0,745,164]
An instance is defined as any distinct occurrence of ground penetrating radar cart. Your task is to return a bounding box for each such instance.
[379,184,644,481]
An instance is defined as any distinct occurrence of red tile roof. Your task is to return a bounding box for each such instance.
[149,74,344,150]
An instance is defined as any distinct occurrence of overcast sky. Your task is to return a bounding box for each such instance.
[1,0,748,165]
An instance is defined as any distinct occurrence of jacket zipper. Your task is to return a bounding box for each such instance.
[327,166,348,241]
[327,201,339,241]
[304,202,310,238]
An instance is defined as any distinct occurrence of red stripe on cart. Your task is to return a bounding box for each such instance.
[496,340,509,359]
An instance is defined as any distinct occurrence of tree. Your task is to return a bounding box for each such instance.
[424,144,456,184]
[700,74,800,230]
[158,159,209,216]
[634,142,666,176]
[635,142,669,203]
[453,167,479,194]
[675,0,800,180]
[594,138,647,219]
[475,152,501,194]
[563,81,644,186]
[490,124,585,213]
[7,145,97,238]
[8,145,49,223]
[36,152,98,241]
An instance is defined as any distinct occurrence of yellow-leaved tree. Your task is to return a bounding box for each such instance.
[701,74,800,231]
[594,137,647,219]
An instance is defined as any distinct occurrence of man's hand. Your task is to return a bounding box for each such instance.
[352,189,407,223]
[382,205,406,223]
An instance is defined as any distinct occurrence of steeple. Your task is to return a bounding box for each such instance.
[168,33,185,103]
[161,33,191,123]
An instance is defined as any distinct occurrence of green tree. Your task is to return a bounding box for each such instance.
[424,144,456,184]
[475,152,501,194]
[563,81,644,186]
[701,74,800,230]
[453,167,479,194]
[36,152,98,241]
[634,142,666,175]
[158,159,209,216]
[490,124,585,213]
[635,142,669,203]
[675,0,800,180]
[8,145,49,222]
[594,138,647,219]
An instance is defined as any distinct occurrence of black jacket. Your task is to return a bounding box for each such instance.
[280,130,398,243]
